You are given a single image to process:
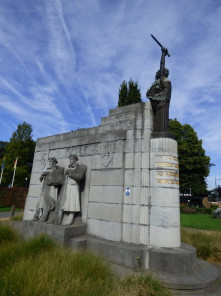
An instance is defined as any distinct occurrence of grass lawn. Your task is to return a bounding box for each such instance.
[0,223,172,296]
[180,213,221,231]
[0,205,23,212]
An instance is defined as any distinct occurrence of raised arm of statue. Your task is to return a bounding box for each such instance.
[160,47,167,82]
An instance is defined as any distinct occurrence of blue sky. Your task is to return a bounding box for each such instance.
[0,0,221,190]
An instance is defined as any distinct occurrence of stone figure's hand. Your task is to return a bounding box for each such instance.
[161,46,168,55]
[65,169,70,175]
[42,171,48,176]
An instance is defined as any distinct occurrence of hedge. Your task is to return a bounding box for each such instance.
[180,207,213,215]
[0,187,28,208]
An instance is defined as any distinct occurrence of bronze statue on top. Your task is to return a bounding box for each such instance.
[146,35,171,133]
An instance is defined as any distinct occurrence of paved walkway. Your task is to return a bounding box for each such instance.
[174,284,221,296]
[0,211,21,220]
[171,263,221,296]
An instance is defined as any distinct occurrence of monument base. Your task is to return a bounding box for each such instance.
[69,235,219,290]
[152,259,219,290]
[9,219,86,246]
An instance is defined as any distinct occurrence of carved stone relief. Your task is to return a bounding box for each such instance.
[100,142,114,167]
[47,140,125,167]
[40,152,49,170]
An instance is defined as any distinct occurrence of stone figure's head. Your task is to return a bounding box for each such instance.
[164,68,169,78]
[155,68,169,79]
[48,157,58,169]
[69,154,78,166]
[155,70,161,80]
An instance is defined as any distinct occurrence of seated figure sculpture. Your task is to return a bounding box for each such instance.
[56,154,86,225]
[33,157,64,223]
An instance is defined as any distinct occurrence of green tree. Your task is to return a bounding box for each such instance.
[126,79,141,105]
[118,79,141,107]
[0,141,7,159]
[0,122,35,187]
[169,119,210,195]
[118,80,127,107]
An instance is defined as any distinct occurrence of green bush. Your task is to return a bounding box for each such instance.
[196,208,212,215]
[180,207,213,215]
[211,205,218,210]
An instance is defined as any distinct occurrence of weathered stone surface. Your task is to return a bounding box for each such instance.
[151,187,179,207]
[87,218,122,241]
[89,185,123,204]
[149,243,196,274]
[90,169,124,186]
[88,203,122,223]
[12,220,86,246]
[86,235,150,269]
[150,206,180,228]
[150,224,180,248]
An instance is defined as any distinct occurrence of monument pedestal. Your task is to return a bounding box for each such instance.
[10,219,86,246]
[150,137,180,248]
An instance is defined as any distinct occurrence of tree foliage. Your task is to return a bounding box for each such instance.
[169,119,210,195]
[0,141,7,159]
[118,79,141,107]
[0,122,35,187]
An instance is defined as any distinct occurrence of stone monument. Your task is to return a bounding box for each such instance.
[20,37,218,291]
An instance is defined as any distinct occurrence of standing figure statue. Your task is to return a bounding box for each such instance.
[33,157,64,223]
[56,154,86,225]
[146,36,172,133]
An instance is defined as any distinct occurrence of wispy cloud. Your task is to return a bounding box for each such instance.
[0,0,221,188]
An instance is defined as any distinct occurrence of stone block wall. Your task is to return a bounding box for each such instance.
[24,102,180,248]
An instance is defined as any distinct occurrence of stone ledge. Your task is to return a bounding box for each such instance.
[149,243,197,274]
[70,235,150,269]
[8,220,86,246]
[151,132,175,139]
[153,259,219,290]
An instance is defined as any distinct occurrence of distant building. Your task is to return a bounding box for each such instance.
[180,194,209,208]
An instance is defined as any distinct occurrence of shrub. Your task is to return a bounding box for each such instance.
[0,187,27,208]
[211,205,218,210]
[180,207,213,215]
[196,208,213,215]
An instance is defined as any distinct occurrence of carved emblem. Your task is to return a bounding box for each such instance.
[40,152,49,170]
[100,142,114,167]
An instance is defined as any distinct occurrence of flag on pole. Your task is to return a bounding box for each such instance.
[1,159,5,170]
[0,158,5,185]
[14,158,18,169]
[11,157,18,188]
